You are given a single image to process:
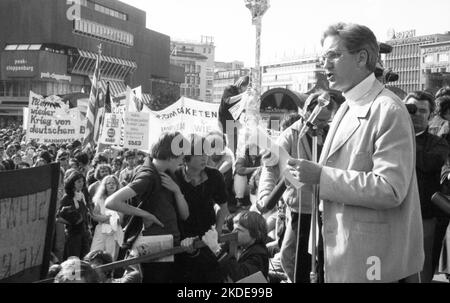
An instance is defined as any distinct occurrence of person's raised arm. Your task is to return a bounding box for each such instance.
[105,186,164,228]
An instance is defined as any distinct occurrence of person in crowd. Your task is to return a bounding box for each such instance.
[54,151,71,262]
[5,143,17,159]
[218,75,250,155]
[119,150,137,187]
[174,134,230,283]
[90,175,123,260]
[105,131,189,283]
[68,158,80,171]
[48,143,57,161]
[83,250,142,283]
[88,164,113,198]
[287,22,424,282]
[205,130,236,209]
[428,95,450,144]
[199,210,269,282]
[23,145,36,166]
[404,91,449,282]
[86,153,109,186]
[435,86,450,99]
[56,151,70,173]
[1,159,14,170]
[136,150,147,166]
[111,157,123,179]
[234,144,262,208]
[53,257,100,283]
[11,154,22,168]
[74,151,91,177]
[258,92,336,283]
[57,170,92,260]
[16,161,30,169]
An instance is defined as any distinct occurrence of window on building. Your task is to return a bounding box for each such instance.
[439,53,449,62]
[424,55,433,64]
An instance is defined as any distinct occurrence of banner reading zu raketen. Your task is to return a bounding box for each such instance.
[147,97,220,150]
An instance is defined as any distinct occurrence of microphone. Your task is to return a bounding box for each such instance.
[259,93,331,213]
[297,93,331,139]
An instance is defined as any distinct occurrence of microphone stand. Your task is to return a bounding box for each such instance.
[310,134,319,283]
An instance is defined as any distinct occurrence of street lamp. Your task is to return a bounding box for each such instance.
[244,0,270,104]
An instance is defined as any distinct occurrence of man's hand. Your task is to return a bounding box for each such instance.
[202,226,220,254]
[142,212,164,229]
[160,172,181,194]
[287,159,322,185]
[181,237,198,254]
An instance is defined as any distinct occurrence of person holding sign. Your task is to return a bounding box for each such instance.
[174,134,230,283]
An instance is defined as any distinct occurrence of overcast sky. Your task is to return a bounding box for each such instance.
[121,0,450,67]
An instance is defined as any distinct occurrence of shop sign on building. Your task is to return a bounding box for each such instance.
[1,51,38,78]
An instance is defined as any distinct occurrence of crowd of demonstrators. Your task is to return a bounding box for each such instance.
[4,26,450,285]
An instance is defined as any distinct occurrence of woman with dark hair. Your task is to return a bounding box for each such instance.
[57,170,92,260]
[429,95,450,143]
[200,210,269,282]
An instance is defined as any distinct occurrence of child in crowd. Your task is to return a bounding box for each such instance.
[90,175,123,260]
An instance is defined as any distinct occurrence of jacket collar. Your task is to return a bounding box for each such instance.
[320,78,384,162]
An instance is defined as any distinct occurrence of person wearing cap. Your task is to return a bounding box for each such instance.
[218,75,249,155]
[119,150,137,187]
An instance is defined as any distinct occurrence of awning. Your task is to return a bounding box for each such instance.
[72,49,137,80]
[87,77,127,97]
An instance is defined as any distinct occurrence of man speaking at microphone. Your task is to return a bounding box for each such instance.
[258,93,337,283]
[287,23,424,282]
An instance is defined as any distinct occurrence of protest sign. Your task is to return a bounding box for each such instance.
[148,97,220,147]
[123,111,149,150]
[0,163,59,282]
[26,91,83,145]
[23,107,29,130]
[98,113,122,146]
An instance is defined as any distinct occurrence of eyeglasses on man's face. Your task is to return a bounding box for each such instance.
[319,49,361,65]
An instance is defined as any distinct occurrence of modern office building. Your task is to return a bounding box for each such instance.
[383,29,450,93]
[214,61,245,73]
[0,0,183,127]
[170,36,215,102]
[261,54,324,94]
[420,41,450,94]
[212,68,249,103]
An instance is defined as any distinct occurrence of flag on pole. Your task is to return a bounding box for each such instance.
[104,82,112,114]
[83,49,102,149]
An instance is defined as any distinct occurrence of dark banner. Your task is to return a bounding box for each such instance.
[0,163,59,282]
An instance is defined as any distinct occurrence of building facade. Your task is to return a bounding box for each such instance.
[383,30,450,93]
[170,36,215,102]
[214,61,245,73]
[261,55,324,94]
[420,41,450,94]
[0,0,182,127]
[212,68,249,103]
